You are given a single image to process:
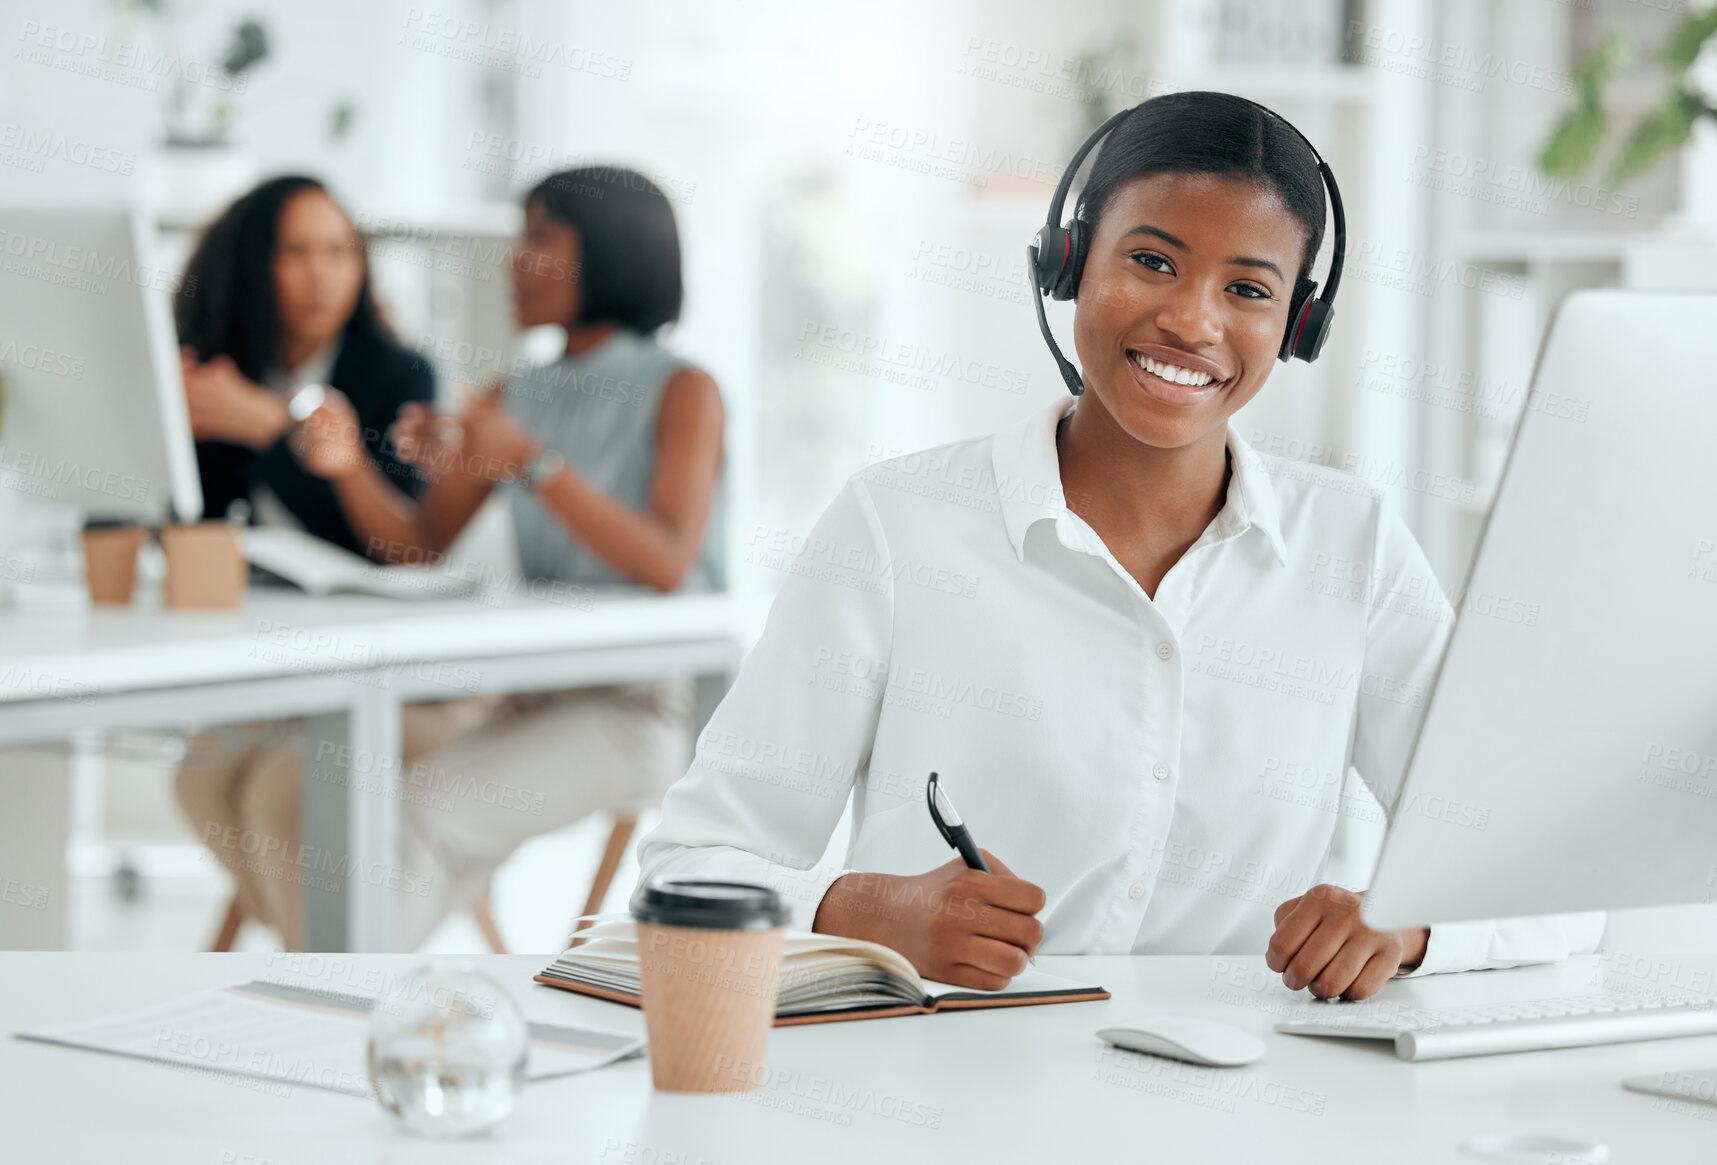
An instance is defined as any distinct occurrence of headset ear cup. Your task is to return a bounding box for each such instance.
[1290,297,1334,362]
[1051,218,1087,301]
[1031,225,1065,294]
[1279,278,1318,361]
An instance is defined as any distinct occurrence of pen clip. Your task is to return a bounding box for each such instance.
[925,771,958,849]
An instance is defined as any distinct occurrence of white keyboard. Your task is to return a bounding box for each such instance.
[1277,993,1717,1061]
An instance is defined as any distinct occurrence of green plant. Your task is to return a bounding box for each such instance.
[1539,8,1717,186]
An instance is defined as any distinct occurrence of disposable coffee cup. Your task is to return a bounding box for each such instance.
[632,878,789,1093]
[160,521,247,608]
[80,524,148,604]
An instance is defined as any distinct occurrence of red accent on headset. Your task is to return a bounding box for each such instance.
[1290,298,1314,355]
[1060,232,1071,277]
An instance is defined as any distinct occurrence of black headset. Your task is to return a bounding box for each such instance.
[1028,97,1347,395]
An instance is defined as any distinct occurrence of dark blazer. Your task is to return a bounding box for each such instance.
[195,328,435,557]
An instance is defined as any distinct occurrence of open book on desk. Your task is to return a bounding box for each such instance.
[242,525,478,599]
[534,920,1109,1026]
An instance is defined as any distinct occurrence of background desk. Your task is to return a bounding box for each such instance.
[3,952,1714,1162]
[0,589,748,950]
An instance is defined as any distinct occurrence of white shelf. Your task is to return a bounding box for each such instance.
[1163,65,1373,105]
[156,202,522,239]
[1453,229,1635,265]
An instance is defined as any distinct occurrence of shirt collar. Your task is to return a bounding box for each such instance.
[989,395,1287,568]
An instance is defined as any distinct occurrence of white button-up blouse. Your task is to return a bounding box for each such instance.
[637,396,1602,975]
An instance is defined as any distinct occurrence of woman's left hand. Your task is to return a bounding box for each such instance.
[1266,884,1429,1001]
[182,349,292,450]
[291,388,369,481]
[459,382,538,483]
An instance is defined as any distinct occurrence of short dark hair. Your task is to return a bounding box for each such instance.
[527,166,683,333]
[175,174,390,381]
[1076,91,1327,284]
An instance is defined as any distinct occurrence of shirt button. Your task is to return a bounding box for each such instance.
[1152,763,1170,781]
[1155,642,1175,661]
[1128,883,1146,900]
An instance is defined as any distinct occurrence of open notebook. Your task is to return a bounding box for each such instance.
[242,526,477,599]
[534,921,1109,1026]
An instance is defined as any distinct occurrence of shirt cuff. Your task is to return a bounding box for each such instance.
[1394,919,1493,978]
[771,865,860,933]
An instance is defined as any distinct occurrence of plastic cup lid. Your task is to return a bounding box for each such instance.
[632,878,789,930]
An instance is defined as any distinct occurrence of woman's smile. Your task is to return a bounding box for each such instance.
[1123,344,1231,407]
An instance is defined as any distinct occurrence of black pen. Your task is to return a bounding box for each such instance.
[925,771,1036,965]
[926,771,989,871]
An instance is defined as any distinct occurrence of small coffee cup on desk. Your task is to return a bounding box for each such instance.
[160,520,247,608]
[80,521,149,604]
[632,878,789,1093]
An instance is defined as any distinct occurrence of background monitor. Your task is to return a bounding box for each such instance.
[0,208,202,524]
[1365,290,1717,929]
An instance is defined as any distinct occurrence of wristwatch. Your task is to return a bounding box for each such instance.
[516,446,566,491]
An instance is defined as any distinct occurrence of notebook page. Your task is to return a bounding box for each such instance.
[921,965,1105,1002]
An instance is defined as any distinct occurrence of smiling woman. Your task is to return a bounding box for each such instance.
[634,90,1603,1002]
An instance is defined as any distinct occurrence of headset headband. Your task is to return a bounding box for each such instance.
[1028,95,1346,395]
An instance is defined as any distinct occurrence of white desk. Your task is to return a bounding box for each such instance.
[0,589,748,950]
[2,952,1714,1162]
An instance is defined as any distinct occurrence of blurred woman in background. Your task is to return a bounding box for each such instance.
[172,175,436,948]
[182,165,726,951]
[175,173,433,549]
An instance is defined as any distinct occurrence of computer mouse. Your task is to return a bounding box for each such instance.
[1096,1015,1267,1067]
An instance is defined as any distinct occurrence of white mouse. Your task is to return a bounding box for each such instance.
[1097,1016,1267,1067]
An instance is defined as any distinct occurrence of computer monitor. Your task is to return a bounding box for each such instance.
[0,208,202,523]
[1364,289,1717,930]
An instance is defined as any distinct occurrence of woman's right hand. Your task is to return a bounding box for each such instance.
[389,401,463,481]
[812,851,1047,990]
[181,347,291,450]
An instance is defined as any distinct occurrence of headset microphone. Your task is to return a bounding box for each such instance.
[1027,96,1347,395]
